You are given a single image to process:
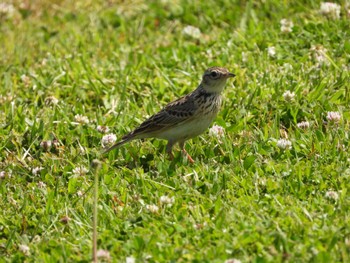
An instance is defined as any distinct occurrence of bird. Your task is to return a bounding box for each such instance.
[104,67,235,163]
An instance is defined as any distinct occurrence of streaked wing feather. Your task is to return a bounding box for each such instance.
[124,94,197,139]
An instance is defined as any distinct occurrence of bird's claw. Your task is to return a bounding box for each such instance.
[182,149,195,164]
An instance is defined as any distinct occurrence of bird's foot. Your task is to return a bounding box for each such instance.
[182,149,195,164]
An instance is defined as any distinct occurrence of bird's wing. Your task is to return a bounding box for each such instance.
[123,94,198,139]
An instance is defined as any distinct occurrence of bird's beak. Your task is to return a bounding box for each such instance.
[227,72,236,78]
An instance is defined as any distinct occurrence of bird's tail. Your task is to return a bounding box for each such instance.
[102,135,134,154]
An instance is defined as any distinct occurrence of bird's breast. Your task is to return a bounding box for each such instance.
[198,94,222,116]
[155,95,222,142]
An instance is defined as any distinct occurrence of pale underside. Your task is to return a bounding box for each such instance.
[137,110,219,143]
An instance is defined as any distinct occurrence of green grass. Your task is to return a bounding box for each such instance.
[1,0,350,262]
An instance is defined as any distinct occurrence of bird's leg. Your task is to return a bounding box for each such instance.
[166,141,175,160]
[179,141,195,163]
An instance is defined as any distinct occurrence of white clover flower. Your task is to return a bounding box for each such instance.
[97,125,110,134]
[209,125,225,138]
[96,249,111,260]
[19,244,30,255]
[320,2,341,19]
[315,54,329,65]
[316,54,328,65]
[146,204,159,213]
[280,19,294,33]
[72,166,89,176]
[311,247,319,255]
[276,139,292,150]
[282,63,293,71]
[310,45,329,66]
[45,96,59,105]
[183,25,201,39]
[0,171,6,179]
[101,133,117,148]
[77,190,84,197]
[0,3,15,17]
[327,111,341,123]
[1,5,16,21]
[310,45,327,53]
[37,181,46,188]
[297,121,310,129]
[283,90,295,101]
[193,222,207,230]
[32,166,44,176]
[74,114,90,124]
[325,190,339,200]
[126,256,136,263]
[20,74,31,87]
[41,58,48,66]
[225,259,242,263]
[160,195,175,206]
[267,46,276,57]
[40,140,52,151]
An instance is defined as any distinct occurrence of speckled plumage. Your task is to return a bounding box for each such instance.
[104,67,235,162]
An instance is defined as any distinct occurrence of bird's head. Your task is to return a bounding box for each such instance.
[201,67,235,93]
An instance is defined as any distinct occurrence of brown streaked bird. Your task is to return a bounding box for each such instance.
[104,67,235,163]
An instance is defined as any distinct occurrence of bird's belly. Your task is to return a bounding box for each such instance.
[156,115,216,142]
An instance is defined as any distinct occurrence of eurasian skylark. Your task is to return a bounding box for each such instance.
[104,67,235,162]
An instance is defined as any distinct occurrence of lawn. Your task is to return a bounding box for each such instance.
[1,0,349,262]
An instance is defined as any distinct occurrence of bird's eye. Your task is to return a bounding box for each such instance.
[210,71,219,78]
